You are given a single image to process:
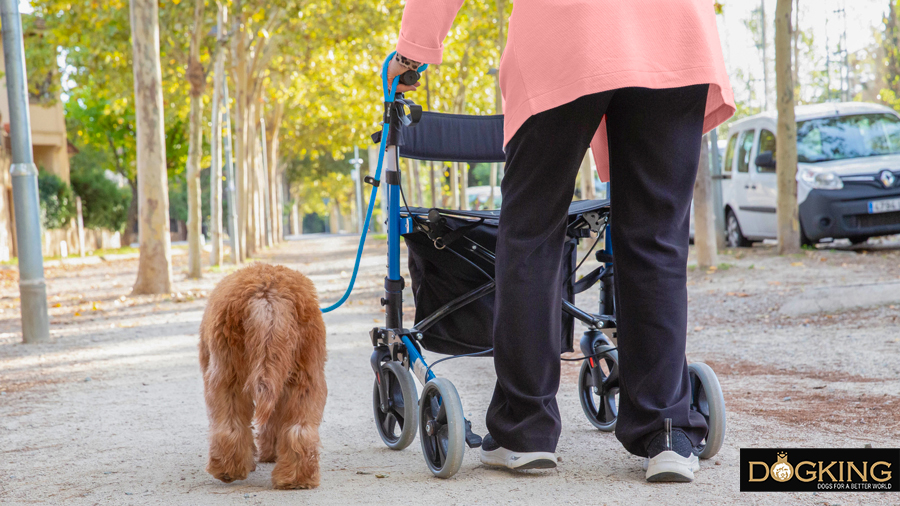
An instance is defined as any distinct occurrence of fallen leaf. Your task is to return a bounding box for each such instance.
[768,281,781,285]
[791,262,803,267]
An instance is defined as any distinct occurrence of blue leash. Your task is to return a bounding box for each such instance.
[320,53,427,313]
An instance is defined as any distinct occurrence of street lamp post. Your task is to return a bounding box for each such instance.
[2,0,50,343]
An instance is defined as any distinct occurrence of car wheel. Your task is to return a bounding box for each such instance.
[849,236,870,245]
[725,210,752,248]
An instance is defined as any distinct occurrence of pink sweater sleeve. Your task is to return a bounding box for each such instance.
[396,0,465,64]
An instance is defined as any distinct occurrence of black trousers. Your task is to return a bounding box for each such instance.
[486,85,710,457]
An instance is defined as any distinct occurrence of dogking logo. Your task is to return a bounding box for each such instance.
[741,448,899,492]
[770,452,793,482]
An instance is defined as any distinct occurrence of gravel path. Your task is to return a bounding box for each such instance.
[1,235,898,505]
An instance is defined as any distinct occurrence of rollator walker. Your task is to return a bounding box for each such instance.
[356,54,725,478]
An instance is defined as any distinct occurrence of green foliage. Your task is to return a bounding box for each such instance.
[70,150,132,231]
[37,171,75,229]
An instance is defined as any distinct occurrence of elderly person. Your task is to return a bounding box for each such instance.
[388,0,734,482]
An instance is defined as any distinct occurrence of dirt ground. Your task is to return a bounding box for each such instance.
[1,234,899,505]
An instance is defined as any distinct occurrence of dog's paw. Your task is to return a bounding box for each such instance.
[272,476,320,490]
[207,457,253,483]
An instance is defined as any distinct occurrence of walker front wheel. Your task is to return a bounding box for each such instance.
[418,378,466,478]
[688,362,726,459]
[373,361,418,450]
[577,347,619,432]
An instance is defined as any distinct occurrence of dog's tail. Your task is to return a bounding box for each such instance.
[244,294,299,427]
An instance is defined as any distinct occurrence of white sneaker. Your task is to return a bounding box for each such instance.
[643,421,700,482]
[479,434,557,470]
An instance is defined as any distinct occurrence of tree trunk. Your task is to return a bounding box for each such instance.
[792,0,800,97]
[487,163,497,209]
[130,0,172,294]
[123,180,138,246]
[411,158,422,204]
[579,152,595,200]
[450,162,459,209]
[184,0,205,279]
[461,164,469,210]
[775,0,801,254]
[231,5,248,261]
[429,161,437,207]
[209,2,224,267]
[693,134,718,268]
[265,103,283,244]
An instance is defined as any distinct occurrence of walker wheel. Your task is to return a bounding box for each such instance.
[418,378,466,478]
[688,362,726,459]
[373,361,418,450]
[577,346,619,432]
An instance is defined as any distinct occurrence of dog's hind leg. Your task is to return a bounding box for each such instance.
[204,355,257,483]
[270,374,327,490]
[256,397,283,463]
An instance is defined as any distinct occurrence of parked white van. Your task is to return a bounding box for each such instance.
[721,102,900,246]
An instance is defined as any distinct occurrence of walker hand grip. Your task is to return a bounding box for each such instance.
[399,69,420,86]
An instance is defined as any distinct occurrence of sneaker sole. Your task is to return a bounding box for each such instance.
[481,449,558,470]
[512,458,557,470]
[645,451,699,482]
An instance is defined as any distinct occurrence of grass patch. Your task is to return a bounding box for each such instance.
[91,246,139,256]
[717,262,735,271]
[687,264,697,271]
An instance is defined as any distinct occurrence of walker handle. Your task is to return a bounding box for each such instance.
[399,69,420,86]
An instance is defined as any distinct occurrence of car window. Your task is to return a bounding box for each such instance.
[757,129,776,173]
[723,133,738,173]
[737,130,755,173]
[797,113,900,162]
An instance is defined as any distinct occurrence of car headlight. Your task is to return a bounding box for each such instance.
[799,168,843,190]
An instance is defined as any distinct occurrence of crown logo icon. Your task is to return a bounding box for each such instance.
[771,452,793,482]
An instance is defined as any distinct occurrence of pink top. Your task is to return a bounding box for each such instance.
[397,0,735,181]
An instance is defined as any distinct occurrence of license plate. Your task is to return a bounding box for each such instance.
[868,198,900,214]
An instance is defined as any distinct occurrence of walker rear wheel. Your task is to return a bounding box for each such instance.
[418,378,466,478]
[688,362,726,459]
[373,361,418,450]
[577,347,619,432]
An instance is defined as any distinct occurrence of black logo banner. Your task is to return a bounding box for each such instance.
[741,448,899,492]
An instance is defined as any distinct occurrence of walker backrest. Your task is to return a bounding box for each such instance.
[398,111,505,164]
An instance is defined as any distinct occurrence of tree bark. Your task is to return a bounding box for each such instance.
[579,152,595,200]
[130,0,172,294]
[184,0,205,279]
[450,162,459,209]
[209,3,224,267]
[265,102,284,244]
[693,135,718,269]
[123,180,138,246]
[231,4,248,261]
[775,0,801,254]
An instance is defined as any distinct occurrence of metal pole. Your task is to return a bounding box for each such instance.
[2,0,50,343]
[221,66,240,263]
[350,146,364,233]
[259,117,272,247]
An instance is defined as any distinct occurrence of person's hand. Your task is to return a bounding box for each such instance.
[386,58,421,93]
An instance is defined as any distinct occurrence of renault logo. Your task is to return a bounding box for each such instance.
[879,170,896,188]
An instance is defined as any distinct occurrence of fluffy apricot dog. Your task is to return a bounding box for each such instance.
[199,263,327,489]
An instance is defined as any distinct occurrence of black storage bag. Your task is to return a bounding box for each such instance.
[404,211,576,356]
